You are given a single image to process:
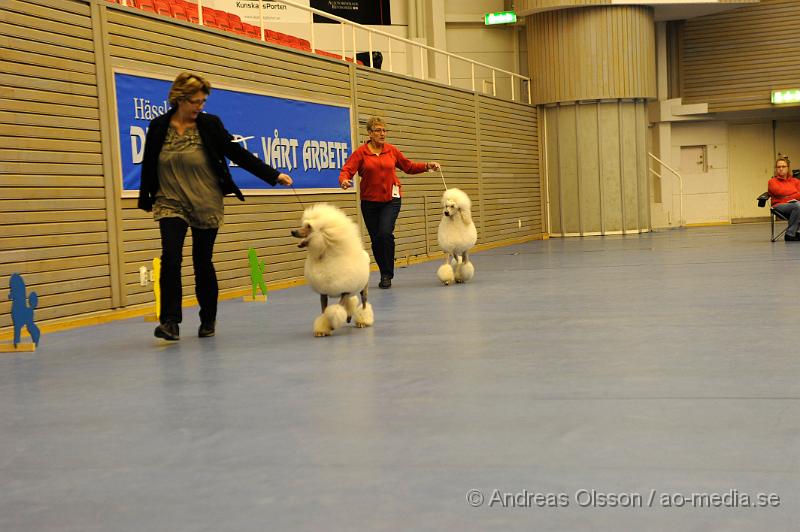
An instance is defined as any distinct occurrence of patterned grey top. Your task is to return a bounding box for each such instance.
[153,126,224,229]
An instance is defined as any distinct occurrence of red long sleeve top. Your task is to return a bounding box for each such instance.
[768,176,800,206]
[338,142,427,202]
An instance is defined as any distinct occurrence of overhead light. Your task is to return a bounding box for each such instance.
[771,89,800,104]
[485,11,517,25]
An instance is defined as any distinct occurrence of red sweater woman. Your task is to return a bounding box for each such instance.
[339,117,440,288]
[768,156,800,241]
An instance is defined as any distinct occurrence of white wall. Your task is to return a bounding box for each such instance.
[668,121,729,225]
[653,118,800,227]
[444,0,521,99]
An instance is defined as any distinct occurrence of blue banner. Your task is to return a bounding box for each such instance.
[114,72,352,191]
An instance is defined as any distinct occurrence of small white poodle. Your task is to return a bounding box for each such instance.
[291,203,375,336]
[436,188,478,285]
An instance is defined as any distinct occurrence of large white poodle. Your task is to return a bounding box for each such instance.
[291,203,375,336]
[436,188,478,285]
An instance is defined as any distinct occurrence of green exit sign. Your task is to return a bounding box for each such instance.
[485,11,517,25]
[772,89,800,104]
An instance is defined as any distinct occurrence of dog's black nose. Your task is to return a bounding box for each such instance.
[444,211,450,217]
[291,229,301,237]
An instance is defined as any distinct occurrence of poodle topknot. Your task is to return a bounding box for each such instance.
[293,203,362,258]
[442,187,472,223]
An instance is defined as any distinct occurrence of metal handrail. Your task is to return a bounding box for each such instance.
[144,0,532,104]
[648,152,684,227]
[280,1,527,78]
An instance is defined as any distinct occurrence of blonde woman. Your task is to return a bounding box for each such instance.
[138,72,293,340]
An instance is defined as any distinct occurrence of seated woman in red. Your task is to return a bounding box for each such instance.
[768,156,800,241]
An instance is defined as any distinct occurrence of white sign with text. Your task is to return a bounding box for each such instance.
[207,0,311,24]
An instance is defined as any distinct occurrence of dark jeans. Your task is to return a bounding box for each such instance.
[158,217,219,325]
[773,201,800,237]
[361,198,401,278]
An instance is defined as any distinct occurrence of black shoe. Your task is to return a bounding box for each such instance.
[785,233,799,241]
[378,275,392,289]
[154,322,180,341]
[198,321,216,338]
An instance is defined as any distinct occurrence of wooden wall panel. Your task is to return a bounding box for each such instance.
[682,0,800,112]
[477,96,541,241]
[544,100,648,236]
[528,5,656,105]
[577,103,601,233]
[0,0,111,329]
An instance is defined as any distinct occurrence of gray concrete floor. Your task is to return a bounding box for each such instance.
[1,223,798,531]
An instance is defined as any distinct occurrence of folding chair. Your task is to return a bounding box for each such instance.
[170,3,189,21]
[757,192,789,242]
[153,0,171,16]
[229,19,246,36]
[242,23,261,40]
[138,0,156,13]
[211,9,231,31]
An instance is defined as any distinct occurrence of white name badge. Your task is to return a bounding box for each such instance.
[391,184,400,198]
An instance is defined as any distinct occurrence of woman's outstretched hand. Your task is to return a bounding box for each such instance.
[277,173,293,186]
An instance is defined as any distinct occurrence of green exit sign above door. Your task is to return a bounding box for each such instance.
[771,89,800,104]
[485,11,517,25]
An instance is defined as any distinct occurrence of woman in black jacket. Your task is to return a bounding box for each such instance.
[138,72,293,341]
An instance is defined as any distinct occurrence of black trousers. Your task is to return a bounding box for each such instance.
[158,217,219,325]
[361,198,401,278]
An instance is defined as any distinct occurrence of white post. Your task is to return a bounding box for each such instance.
[352,24,356,63]
[471,63,475,92]
[257,0,264,40]
[527,80,532,104]
[419,46,424,79]
[198,0,204,26]
[340,22,346,59]
[511,75,515,101]
[368,32,374,68]
[447,56,451,86]
[492,69,496,96]
[387,37,393,72]
[310,11,315,52]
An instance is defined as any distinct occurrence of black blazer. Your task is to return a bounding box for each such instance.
[138,108,280,211]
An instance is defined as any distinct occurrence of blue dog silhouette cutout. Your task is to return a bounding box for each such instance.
[9,273,40,348]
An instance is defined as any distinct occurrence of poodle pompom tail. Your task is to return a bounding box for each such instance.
[437,263,455,285]
[353,303,374,328]
[324,304,347,330]
[313,314,333,337]
[343,295,359,317]
[455,261,475,283]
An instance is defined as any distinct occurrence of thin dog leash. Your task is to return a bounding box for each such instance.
[289,182,305,209]
[438,167,448,190]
